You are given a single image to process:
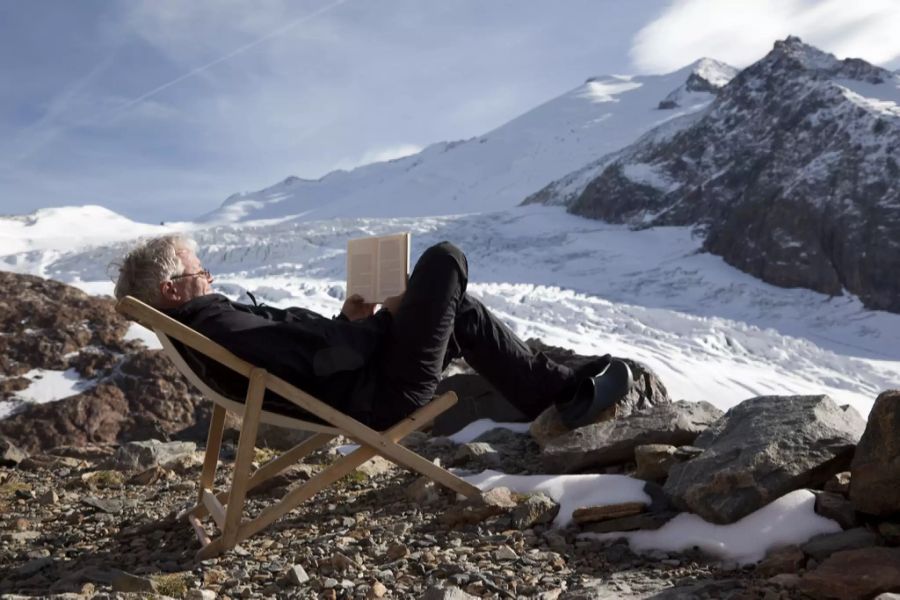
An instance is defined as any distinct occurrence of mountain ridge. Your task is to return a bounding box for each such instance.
[539,36,900,313]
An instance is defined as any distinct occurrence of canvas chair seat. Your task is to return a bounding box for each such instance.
[115,295,481,559]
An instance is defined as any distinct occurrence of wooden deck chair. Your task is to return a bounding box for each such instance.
[115,296,481,559]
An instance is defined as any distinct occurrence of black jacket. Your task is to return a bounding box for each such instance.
[165,294,392,419]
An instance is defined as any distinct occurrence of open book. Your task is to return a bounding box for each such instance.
[346,232,410,303]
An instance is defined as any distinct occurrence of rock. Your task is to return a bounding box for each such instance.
[879,521,900,545]
[421,586,479,600]
[386,543,409,560]
[112,439,197,471]
[369,581,388,598]
[633,444,703,481]
[511,492,559,529]
[850,390,900,516]
[111,571,158,593]
[755,545,805,576]
[406,477,441,505]
[768,573,802,588]
[285,564,309,585]
[47,443,117,462]
[801,527,879,562]
[824,471,851,495]
[38,490,59,505]
[1,351,209,455]
[494,545,519,561]
[813,490,857,529]
[572,502,647,524]
[17,557,53,576]
[127,465,167,486]
[0,436,27,467]
[355,455,396,478]
[17,454,83,471]
[664,395,865,523]
[579,511,677,534]
[452,442,501,468]
[530,357,674,446]
[254,424,311,451]
[331,551,356,571]
[81,496,124,514]
[441,487,517,528]
[800,547,900,599]
[187,590,216,600]
[433,373,528,436]
[540,400,722,473]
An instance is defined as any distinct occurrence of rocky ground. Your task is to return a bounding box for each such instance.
[1,435,815,600]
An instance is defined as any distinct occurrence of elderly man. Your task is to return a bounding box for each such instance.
[114,235,631,430]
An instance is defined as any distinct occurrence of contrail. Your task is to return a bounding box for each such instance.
[110,0,349,118]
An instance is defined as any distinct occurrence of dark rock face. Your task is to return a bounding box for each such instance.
[559,37,900,312]
[849,389,900,516]
[538,400,722,474]
[433,373,527,437]
[0,271,209,453]
[0,271,130,381]
[664,395,865,524]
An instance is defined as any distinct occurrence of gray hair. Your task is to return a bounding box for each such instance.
[113,234,197,306]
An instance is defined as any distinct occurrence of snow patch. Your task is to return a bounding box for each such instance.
[1,368,92,418]
[584,489,841,565]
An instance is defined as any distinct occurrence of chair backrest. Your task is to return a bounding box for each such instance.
[115,296,340,433]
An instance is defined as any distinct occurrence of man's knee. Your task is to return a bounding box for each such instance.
[419,241,468,280]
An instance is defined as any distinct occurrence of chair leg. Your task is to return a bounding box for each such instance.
[221,368,266,550]
[198,404,227,502]
[235,394,478,543]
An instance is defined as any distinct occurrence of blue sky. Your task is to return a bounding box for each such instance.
[2,0,899,223]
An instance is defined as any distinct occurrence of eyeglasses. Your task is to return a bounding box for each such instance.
[170,269,211,281]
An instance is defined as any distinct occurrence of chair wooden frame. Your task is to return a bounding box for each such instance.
[115,296,481,559]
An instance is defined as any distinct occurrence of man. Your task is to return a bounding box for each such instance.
[114,235,632,430]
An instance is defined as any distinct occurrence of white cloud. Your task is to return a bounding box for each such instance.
[630,0,900,73]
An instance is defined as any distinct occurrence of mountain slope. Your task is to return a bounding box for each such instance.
[199,60,736,224]
[536,37,900,312]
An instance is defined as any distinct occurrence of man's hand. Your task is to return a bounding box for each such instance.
[341,294,376,321]
[381,292,404,315]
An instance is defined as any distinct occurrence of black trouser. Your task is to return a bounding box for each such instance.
[373,241,576,428]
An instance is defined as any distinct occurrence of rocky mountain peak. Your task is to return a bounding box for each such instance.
[546,38,900,312]
[757,36,889,84]
[687,57,739,92]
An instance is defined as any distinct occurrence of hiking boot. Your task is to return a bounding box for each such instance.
[556,359,633,430]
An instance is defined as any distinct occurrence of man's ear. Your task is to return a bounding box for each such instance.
[159,280,180,303]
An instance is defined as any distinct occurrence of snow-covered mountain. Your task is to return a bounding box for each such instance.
[199,59,737,224]
[534,37,900,313]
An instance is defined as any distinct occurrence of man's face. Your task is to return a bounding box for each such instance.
[159,248,214,307]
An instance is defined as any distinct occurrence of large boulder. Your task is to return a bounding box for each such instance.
[849,390,900,516]
[799,547,900,600]
[0,271,131,379]
[0,272,211,453]
[664,395,865,524]
[539,400,722,473]
[0,350,209,453]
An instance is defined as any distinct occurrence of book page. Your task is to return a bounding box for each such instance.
[375,233,409,301]
[346,237,378,302]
